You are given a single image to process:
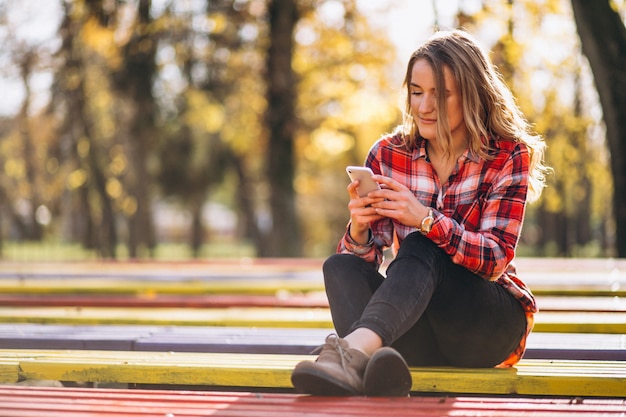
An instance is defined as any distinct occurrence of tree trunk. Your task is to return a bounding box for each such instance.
[120,0,157,258]
[17,51,43,241]
[57,0,118,258]
[263,0,301,257]
[190,194,206,258]
[571,0,626,256]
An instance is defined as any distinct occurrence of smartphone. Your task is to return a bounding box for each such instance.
[346,166,381,197]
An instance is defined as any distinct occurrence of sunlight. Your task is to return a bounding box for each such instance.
[317,0,346,29]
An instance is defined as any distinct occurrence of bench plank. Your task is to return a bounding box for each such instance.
[535,296,626,312]
[2,255,626,298]
[0,293,331,308]
[0,277,624,297]
[0,278,326,296]
[1,324,625,360]
[1,306,624,333]
[0,361,20,383]
[0,293,623,312]
[1,386,625,417]
[0,258,324,274]
[0,349,624,397]
[2,256,626,287]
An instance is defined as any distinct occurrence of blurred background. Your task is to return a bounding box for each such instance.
[0,0,621,261]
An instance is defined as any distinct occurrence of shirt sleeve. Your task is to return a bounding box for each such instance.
[427,144,530,280]
[337,206,395,269]
[337,224,380,267]
[336,143,394,269]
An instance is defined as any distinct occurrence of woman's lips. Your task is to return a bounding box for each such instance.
[419,117,437,124]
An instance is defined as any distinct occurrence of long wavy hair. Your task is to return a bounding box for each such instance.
[398,29,548,202]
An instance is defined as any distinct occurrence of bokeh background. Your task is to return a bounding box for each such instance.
[0,0,621,261]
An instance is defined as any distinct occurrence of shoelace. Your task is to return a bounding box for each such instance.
[311,334,349,371]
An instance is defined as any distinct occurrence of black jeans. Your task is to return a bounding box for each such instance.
[323,232,527,367]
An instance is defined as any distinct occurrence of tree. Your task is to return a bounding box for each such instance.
[155,0,263,257]
[263,0,301,256]
[454,0,613,257]
[571,0,626,256]
[112,0,158,258]
[51,0,160,258]
[52,0,119,257]
[293,1,399,256]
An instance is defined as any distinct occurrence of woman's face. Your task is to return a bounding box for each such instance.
[409,59,467,144]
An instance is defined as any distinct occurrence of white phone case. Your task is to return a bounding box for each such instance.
[346,166,381,197]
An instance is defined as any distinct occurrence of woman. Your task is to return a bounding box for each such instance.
[291,29,548,397]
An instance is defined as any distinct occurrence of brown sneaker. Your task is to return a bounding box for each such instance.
[363,347,412,397]
[291,334,369,396]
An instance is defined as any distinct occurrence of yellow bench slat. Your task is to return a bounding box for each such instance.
[0,307,333,328]
[0,306,624,333]
[0,278,624,297]
[0,349,623,398]
[0,361,20,383]
[0,278,325,296]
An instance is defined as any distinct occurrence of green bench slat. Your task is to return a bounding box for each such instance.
[0,306,624,334]
[0,349,624,398]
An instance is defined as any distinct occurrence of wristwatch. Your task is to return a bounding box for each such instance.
[418,208,434,235]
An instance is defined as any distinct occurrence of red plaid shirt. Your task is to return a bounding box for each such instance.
[339,133,537,367]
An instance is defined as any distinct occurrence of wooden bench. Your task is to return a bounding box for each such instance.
[1,259,624,406]
[1,306,624,333]
[0,277,326,296]
[0,292,624,312]
[0,293,331,308]
[1,276,625,297]
[0,349,624,398]
[1,385,625,417]
[0,258,325,279]
[1,256,625,298]
[2,385,625,417]
[1,324,625,361]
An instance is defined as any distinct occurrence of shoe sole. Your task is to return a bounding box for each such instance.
[291,366,362,396]
[363,347,412,397]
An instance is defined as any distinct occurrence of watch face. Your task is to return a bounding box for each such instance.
[420,214,433,234]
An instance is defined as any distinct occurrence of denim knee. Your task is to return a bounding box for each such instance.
[396,232,440,256]
[390,232,448,274]
[324,253,359,282]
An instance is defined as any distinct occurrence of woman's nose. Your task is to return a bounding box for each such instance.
[419,93,435,113]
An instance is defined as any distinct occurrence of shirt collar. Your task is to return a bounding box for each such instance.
[413,137,427,160]
[413,136,482,163]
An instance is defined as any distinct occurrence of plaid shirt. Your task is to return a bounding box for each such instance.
[339,133,537,367]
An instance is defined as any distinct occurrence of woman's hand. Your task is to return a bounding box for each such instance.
[368,175,430,229]
[346,179,385,244]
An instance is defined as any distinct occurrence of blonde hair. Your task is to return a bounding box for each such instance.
[399,29,548,202]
